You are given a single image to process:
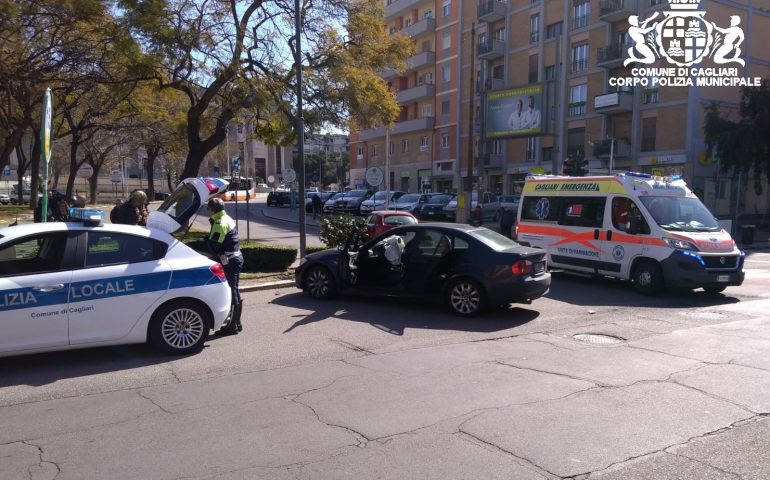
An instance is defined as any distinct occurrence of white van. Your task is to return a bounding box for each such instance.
[516,173,745,294]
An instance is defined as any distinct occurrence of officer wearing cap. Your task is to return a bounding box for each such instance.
[200,197,243,335]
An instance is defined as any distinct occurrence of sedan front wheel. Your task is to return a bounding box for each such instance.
[304,265,336,300]
[447,278,486,317]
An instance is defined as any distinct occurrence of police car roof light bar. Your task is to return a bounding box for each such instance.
[69,208,105,226]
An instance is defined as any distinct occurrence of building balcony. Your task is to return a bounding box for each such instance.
[482,153,504,169]
[381,67,398,81]
[396,83,435,104]
[385,0,423,20]
[403,17,435,38]
[358,117,436,141]
[596,43,631,68]
[477,39,506,60]
[404,50,435,72]
[593,91,633,113]
[478,0,507,23]
[599,0,636,22]
[592,138,631,158]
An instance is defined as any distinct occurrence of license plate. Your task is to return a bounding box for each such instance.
[717,275,729,282]
[426,211,434,215]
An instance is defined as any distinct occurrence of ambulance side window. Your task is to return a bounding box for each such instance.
[557,197,605,228]
[521,196,561,222]
[613,198,650,235]
[85,232,167,267]
[0,233,69,277]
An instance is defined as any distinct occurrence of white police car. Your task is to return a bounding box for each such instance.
[0,177,233,357]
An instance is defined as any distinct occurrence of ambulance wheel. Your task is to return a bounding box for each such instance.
[447,278,486,317]
[704,285,727,294]
[632,261,663,295]
[304,265,337,300]
[149,301,210,355]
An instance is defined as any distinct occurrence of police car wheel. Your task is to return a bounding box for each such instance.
[150,302,210,354]
[304,265,336,300]
[447,278,486,317]
[632,261,662,295]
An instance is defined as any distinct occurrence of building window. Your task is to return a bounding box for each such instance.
[388,141,394,155]
[569,84,587,117]
[442,31,451,50]
[424,10,433,18]
[401,139,409,153]
[494,27,506,41]
[643,78,659,104]
[389,26,397,35]
[542,147,553,165]
[371,144,379,156]
[441,134,449,148]
[491,140,502,155]
[421,103,433,117]
[642,117,656,152]
[441,99,450,115]
[492,64,504,80]
[546,21,563,39]
[442,65,451,83]
[572,44,588,73]
[545,65,556,81]
[442,0,450,17]
[573,1,590,30]
[528,54,538,84]
[530,14,540,43]
[420,136,429,150]
[357,145,363,156]
[440,162,452,171]
[526,137,537,161]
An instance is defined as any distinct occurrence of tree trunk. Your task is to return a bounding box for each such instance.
[0,128,25,173]
[166,171,173,192]
[88,161,102,204]
[145,144,160,199]
[180,108,231,180]
[65,131,81,198]
[28,132,41,211]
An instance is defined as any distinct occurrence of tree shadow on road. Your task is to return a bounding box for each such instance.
[271,292,540,336]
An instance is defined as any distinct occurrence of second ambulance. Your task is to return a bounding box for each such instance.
[515,172,745,294]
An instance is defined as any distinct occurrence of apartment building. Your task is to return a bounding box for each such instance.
[349,0,770,216]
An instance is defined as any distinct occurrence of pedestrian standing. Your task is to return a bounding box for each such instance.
[197,198,243,335]
[500,206,515,238]
[110,199,123,224]
[312,193,322,219]
[114,190,148,226]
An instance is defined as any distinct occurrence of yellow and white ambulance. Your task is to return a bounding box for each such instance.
[515,172,745,294]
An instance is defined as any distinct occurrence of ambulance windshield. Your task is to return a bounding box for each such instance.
[640,196,720,232]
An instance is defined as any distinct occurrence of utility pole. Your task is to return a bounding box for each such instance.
[460,22,476,224]
[294,0,306,257]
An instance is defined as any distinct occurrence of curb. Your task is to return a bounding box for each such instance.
[239,279,296,293]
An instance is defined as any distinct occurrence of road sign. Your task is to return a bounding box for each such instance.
[230,156,241,174]
[40,88,53,223]
[365,167,384,187]
[2,166,10,178]
[77,164,94,179]
[267,175,275,183]
[283,168,296,183]
[109,170,123,183]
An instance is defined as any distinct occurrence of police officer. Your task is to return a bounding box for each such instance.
[201,197,243,335]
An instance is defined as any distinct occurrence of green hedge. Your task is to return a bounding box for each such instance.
[178,230,326,272]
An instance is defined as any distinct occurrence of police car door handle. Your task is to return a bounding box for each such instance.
[594,229,599,240]
[607,231,612,241]
[33,284,64,293]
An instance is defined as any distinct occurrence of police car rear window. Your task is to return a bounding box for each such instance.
[85,232,167,267]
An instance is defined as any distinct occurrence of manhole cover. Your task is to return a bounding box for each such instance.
[573,333,624,344]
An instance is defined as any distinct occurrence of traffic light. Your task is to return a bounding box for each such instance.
[574,156,588,176]
[561,155,588,176]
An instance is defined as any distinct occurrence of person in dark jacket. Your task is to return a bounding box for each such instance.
[311,193,323,219]
[195,197,243,335]
[113,190,148,226]
[500,206,516,239]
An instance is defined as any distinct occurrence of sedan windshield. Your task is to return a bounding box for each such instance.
[639,196,720,232]
[347,190,368,198]
[469,228,521,251]
[427,195,452,204]
[397,194,421,203]
[372,191,388,200]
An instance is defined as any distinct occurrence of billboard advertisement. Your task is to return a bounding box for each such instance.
[486,84,544,139]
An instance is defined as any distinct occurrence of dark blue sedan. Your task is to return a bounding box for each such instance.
[295,224,551,316]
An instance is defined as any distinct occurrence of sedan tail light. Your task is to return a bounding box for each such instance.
[511,259,533,275]
[210,263,226,279]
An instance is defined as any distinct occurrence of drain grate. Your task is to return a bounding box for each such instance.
[573,333,624,345]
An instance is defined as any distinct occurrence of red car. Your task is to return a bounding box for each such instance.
[364,210,417,239]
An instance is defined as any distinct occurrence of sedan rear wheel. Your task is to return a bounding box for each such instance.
[447,278,486,317]
[304,265,336,300]
[150,302,210,355]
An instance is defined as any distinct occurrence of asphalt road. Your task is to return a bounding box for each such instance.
[3,211,770,479]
